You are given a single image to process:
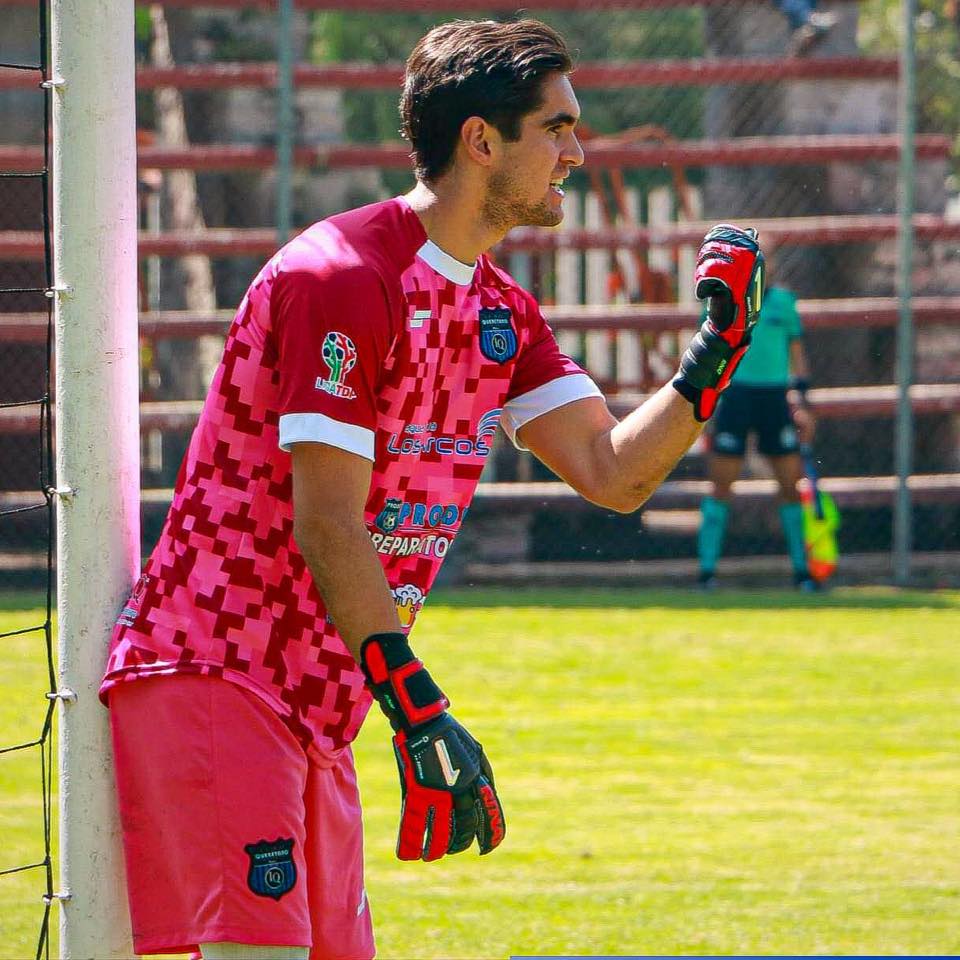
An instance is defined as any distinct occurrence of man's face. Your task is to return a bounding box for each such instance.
[483,72,584,231]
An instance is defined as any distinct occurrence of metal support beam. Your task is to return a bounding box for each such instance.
[52,0,139,953]
[275,0,295,244]
[894,0,917,586]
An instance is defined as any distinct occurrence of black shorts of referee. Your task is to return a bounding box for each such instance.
[710,383,800,458]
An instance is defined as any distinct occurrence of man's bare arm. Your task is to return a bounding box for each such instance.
[291,441,507,861]
[291,442,401,662]
[789,338,811,381]
[517,386,701,514]
[518,223,765,515]
[788,338,816,444]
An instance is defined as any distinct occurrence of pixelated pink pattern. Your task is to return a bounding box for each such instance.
[101,199,584,759]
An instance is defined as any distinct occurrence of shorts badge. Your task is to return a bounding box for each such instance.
[245,838,297,901]
[478,308,517,364]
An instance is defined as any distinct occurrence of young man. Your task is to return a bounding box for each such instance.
[101,19,765,959]
[697,272,816,590]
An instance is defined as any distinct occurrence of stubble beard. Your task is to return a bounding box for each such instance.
[483,168,563,233]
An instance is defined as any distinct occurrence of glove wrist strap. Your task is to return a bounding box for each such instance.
[360,632,449,733]
[673,326,744,421]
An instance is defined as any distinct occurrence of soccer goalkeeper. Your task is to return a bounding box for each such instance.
[100,18,765,960]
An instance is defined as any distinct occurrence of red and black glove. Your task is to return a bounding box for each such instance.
[673,223,766,421]
[360,632,505,862]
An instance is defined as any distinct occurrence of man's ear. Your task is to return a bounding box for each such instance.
[459,116,500,168]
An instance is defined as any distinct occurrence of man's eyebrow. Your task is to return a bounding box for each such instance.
[542,111,579,128]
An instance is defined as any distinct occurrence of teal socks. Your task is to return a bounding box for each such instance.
[779,502,808,575]
[700,499,808,578]
[698,496,730,575]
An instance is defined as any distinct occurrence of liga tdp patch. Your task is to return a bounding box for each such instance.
[316,330,358,399]
[245,837,297,900]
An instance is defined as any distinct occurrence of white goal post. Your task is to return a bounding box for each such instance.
[52,0,140,955]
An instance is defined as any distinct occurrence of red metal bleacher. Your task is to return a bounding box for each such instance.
[3,297,960,343]
[0,135,950,174]
[0,58,900,92]
[0,0,861,10]
[2,0,956,547]
[2,385,957,437]
[3,215,960,261]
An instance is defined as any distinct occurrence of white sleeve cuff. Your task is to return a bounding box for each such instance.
[501,373,604,450]
[279,412,375,461]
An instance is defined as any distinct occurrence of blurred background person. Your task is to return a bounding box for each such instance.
[773,0,838,55]
[697,255,817,591]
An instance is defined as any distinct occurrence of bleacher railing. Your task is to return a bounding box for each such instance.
[1,0,958,587]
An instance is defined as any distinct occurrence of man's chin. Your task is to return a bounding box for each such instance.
[485,195,564,233]
[519,204,563,229]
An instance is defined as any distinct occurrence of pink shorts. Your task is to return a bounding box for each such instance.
[108,675,375,959]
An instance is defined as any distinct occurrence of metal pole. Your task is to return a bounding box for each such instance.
[276,0,295,244]
[52,0,140,954]
[893,0,916,586]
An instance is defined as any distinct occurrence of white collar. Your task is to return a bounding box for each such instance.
[416,239,476,286]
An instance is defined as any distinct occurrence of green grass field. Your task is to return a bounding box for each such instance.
[3,587,960,958]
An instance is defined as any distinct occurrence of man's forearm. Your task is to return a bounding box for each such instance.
[600,222,761,507]
[602,382,703,510]
[295,518,402,661]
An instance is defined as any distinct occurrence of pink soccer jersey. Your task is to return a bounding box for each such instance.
[100,197,601,757]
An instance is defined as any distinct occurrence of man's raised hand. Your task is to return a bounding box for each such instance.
[673,224,766,421]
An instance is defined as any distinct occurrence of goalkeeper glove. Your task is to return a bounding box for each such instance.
[360,631,505,862]
[673,223,766,421]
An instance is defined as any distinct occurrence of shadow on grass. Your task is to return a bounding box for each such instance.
[431,585,960,611]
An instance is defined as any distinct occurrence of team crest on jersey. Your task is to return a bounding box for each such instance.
[376,497,403,533]
[316,331,358,399]
[245,838,297,901]
[478,308,517,364]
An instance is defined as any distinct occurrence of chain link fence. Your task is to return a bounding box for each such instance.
[2,0,959,589]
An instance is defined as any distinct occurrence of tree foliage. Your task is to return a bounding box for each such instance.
[860,0,960,175]
[309,10,706,195]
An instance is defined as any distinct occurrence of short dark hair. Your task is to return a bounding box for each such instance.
[400,19,573,183]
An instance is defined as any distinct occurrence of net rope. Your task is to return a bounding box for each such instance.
[0,0,57,956]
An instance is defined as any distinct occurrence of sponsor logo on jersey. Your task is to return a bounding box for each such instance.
[477,408,502,445]
[371,532,451,559]
[245,838,297,901]
[386,409,502,458]
[374,499,466,532]
[375,497,403,533]
[316,331,358,399]
[478,307,517,363]
[392,583,425,628]
[404,421,437,435]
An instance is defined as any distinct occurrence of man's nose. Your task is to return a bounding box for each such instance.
[563,132,585,169]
